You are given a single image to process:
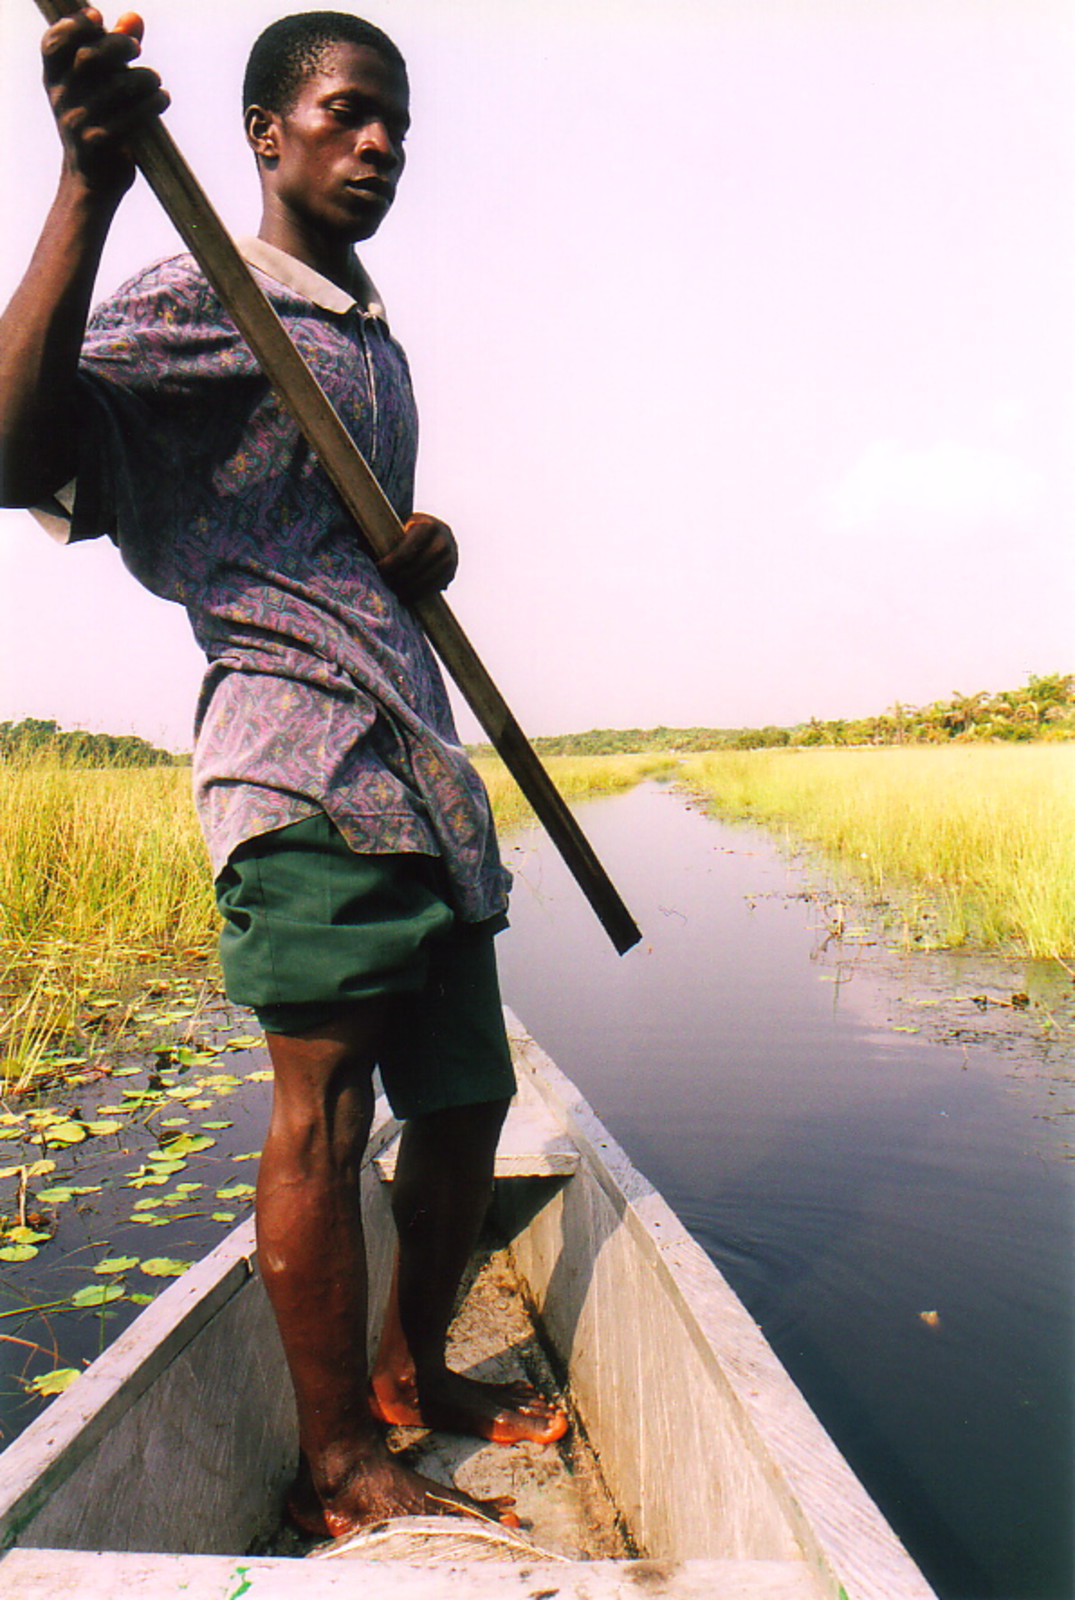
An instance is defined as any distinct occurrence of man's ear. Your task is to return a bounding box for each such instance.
[245,105,279,166]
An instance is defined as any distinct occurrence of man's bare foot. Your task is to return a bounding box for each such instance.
[287,1445,518,1539]
[369,1367,569,1446]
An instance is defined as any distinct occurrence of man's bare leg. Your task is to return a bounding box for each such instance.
[257,1010,517,1537]
[369,1099,569,1445]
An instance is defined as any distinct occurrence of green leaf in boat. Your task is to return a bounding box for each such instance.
[27,1368,81,1397]
[140,1258,192,1278]
[94,1256,140,1274]
[71,1282,125,1307]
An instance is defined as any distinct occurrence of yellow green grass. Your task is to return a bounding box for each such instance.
[0,752,667,1089]
[679,744,1075,960]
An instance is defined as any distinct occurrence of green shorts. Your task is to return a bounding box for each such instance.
[214,812,514,1119]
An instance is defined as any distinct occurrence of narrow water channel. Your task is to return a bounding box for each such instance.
[496,782,1074,1600]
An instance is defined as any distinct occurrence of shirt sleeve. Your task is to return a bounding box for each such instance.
[45,255,266,595]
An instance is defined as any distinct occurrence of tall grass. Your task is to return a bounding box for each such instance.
[0,761,216,1088]
[679,745,1075,959]
[472,751,677,834]
[0,751,665,1088]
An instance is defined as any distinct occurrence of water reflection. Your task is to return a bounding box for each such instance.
[497,783,1074,1600]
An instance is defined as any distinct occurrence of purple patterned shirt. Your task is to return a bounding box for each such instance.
[45,239,509,922]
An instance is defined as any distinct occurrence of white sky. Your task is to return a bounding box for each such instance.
[0,0,1071,750]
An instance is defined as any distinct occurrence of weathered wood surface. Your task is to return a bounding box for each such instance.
[374,1099,579,1182]
[500,1011,938,1600]
[0,1549,818,1599]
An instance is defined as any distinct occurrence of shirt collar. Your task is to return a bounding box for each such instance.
[237,236,387,322]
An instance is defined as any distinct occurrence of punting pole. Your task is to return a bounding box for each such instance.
[30,0,642,955]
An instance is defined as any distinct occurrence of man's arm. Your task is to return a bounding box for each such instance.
[0,7,167,508]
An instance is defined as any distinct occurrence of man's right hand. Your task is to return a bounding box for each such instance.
[42,7,169,197]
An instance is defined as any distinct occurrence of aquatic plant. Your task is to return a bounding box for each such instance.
[679,744,1075,960]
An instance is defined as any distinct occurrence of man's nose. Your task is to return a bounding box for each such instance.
[358,121,399,169]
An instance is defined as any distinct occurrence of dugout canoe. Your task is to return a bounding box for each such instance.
[0,1012,939,1600]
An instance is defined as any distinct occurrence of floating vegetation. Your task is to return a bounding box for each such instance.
[0,1031,272,1443]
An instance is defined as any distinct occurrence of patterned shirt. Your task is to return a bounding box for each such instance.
[42,239,509,922]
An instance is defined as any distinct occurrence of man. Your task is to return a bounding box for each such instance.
[0,7,566,1537]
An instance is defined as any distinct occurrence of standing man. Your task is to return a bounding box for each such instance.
[0,8,566,1537]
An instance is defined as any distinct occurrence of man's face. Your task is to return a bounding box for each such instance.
[257,42,410,244]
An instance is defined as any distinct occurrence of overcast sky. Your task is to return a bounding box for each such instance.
[0,0,1071,749]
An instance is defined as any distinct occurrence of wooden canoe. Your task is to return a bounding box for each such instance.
[0,1013,938,1599]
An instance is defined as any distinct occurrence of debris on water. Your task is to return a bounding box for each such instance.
[919,1310,941,1329]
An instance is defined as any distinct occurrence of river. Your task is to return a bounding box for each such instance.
[495,781,1074,1600]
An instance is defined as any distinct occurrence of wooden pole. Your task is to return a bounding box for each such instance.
[30,0,641,954]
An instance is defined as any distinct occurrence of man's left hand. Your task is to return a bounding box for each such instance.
[377,513,458,603]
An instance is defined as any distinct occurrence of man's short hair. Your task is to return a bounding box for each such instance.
[243,12,407,115]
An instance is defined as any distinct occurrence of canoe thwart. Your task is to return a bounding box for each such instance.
[373,1100,579,1182]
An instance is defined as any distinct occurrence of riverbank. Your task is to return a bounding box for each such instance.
[3,744,1069,1090]
[679,744,1075,961]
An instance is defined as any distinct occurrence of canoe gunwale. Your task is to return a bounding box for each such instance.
[502,1010,938,1600]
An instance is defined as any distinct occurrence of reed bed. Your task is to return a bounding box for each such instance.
[0,751,665,1089]
[471,751,677,834]
[679,744,1075,960]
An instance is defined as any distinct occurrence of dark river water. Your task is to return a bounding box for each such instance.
[495,783,1074,1600]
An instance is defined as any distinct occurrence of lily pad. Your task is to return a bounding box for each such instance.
[71,1283,125,1307]
[27,1368,81,1397]
[140,1258,192,1278]
[94,1256,140,1274]
[160,1134,215,1157]
[83,1120,125,1136]
[0,1244,38,1262]
[216,1183,255,1200]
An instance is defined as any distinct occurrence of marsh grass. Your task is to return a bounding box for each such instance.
[679,745,1075,959]
[0,751,667,1089]
[471,751,678,834]
[0,760,216,1090]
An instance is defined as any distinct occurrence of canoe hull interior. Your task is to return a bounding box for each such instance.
[0,1013,938,1600]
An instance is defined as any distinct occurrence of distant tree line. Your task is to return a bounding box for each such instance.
[471,672,1075,757]
[0,718,187,766]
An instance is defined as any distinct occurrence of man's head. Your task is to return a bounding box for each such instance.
[243,12,406,120]
[244,12,409,252]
